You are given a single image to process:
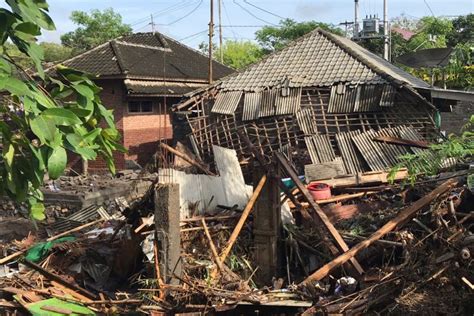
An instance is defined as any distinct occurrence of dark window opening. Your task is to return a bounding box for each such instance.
[128,100,153,113]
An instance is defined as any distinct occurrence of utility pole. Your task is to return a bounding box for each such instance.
[383,0,389,60]
[218,0,223,63]
[208,0,214,83]
[354,0,359,39]
[150,14,155,33]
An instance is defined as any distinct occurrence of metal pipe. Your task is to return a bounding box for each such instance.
[354,0,359,38]
[383,0,389,60]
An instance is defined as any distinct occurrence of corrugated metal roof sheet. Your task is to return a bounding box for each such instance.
[258,89,277,118]
[275,87,302,116]
[304,134,336,164]
[335,130,367,174]
[211,91,243,115]
[380,85,396,107]
[296,108,318,134]
[329,83,389,113]
[242,92,261,121]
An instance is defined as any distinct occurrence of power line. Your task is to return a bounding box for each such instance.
[178,29,209,42]
[423,0,435,16]
[223,0,238,39]
[160,0,204,26]
[242,0,285,20]
[129,1,200,27]
[232,0,278,26]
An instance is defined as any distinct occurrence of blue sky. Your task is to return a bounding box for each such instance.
[16,0,474,48]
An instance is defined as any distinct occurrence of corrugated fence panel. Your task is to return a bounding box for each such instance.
[275,87,302,116]
[211,91,243,115]
[242,92,261,121]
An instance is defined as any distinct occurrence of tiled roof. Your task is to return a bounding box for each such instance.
[124,79,205,96]
[61,32,234,81]
[218,29,429,91]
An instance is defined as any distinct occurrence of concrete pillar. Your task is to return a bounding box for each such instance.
[253,165,281,284]
[154,183,181,285]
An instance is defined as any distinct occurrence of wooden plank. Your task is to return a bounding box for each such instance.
[301,178,458,283]
[160,143,215,176]
[275,152,364,276]
[201,218,224,273]
[373,136,430,149]
[218,175,267,264]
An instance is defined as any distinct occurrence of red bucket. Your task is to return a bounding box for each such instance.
[307,182,331,200]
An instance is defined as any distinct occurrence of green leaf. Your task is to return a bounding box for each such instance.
[0,77,31,96]
[30,115,58,145]
[47,146,66,179]
[65,133,97,160]
[42,108,82,126]
[30,202,46,220]
[72,83,94,99]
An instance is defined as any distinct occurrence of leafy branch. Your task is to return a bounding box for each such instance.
[0,0,125,220]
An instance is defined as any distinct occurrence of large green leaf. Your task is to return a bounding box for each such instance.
[47,146,66,179]
[65,133,97,160]
[0,77,31,96]
[30,115,59,146]
[42,108,82,126]
[72,83,94,100]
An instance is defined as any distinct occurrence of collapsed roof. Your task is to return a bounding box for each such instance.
[176,29,439,178]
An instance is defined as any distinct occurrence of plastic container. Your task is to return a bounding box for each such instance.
[307,182,331,200]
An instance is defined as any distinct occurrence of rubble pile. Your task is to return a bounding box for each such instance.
[0,162,472,315]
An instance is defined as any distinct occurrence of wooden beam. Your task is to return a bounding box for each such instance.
[160,143,215,176]
[275,152,364,276]
[301,178,458,283]
[218,175,267,264]
[201,218,224,273]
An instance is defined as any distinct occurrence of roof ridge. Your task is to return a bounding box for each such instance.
[184,28,333,95]
[110,40,128,74]
[317,29,397,84]
[158,32,232,70]
[45,41,114,74]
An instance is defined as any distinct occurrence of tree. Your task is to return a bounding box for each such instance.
[199,40,263,70]
[61,8,132,52]
[41,42,73,63]
[1,0,124,220]
[255,18,344,53]
[447,14,474,47]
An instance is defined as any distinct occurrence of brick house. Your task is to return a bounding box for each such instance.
[59,32,233,172]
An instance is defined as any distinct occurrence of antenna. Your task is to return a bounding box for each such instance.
[150,14,156,33]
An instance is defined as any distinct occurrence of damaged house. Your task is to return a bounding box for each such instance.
[176,28,461,180]
[56,32,233,172]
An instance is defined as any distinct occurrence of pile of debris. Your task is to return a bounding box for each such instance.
[0,151,472,315]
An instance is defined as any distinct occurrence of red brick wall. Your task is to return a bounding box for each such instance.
[82,81,177,172]
[87,80,126,172]
[123,98,174,167]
